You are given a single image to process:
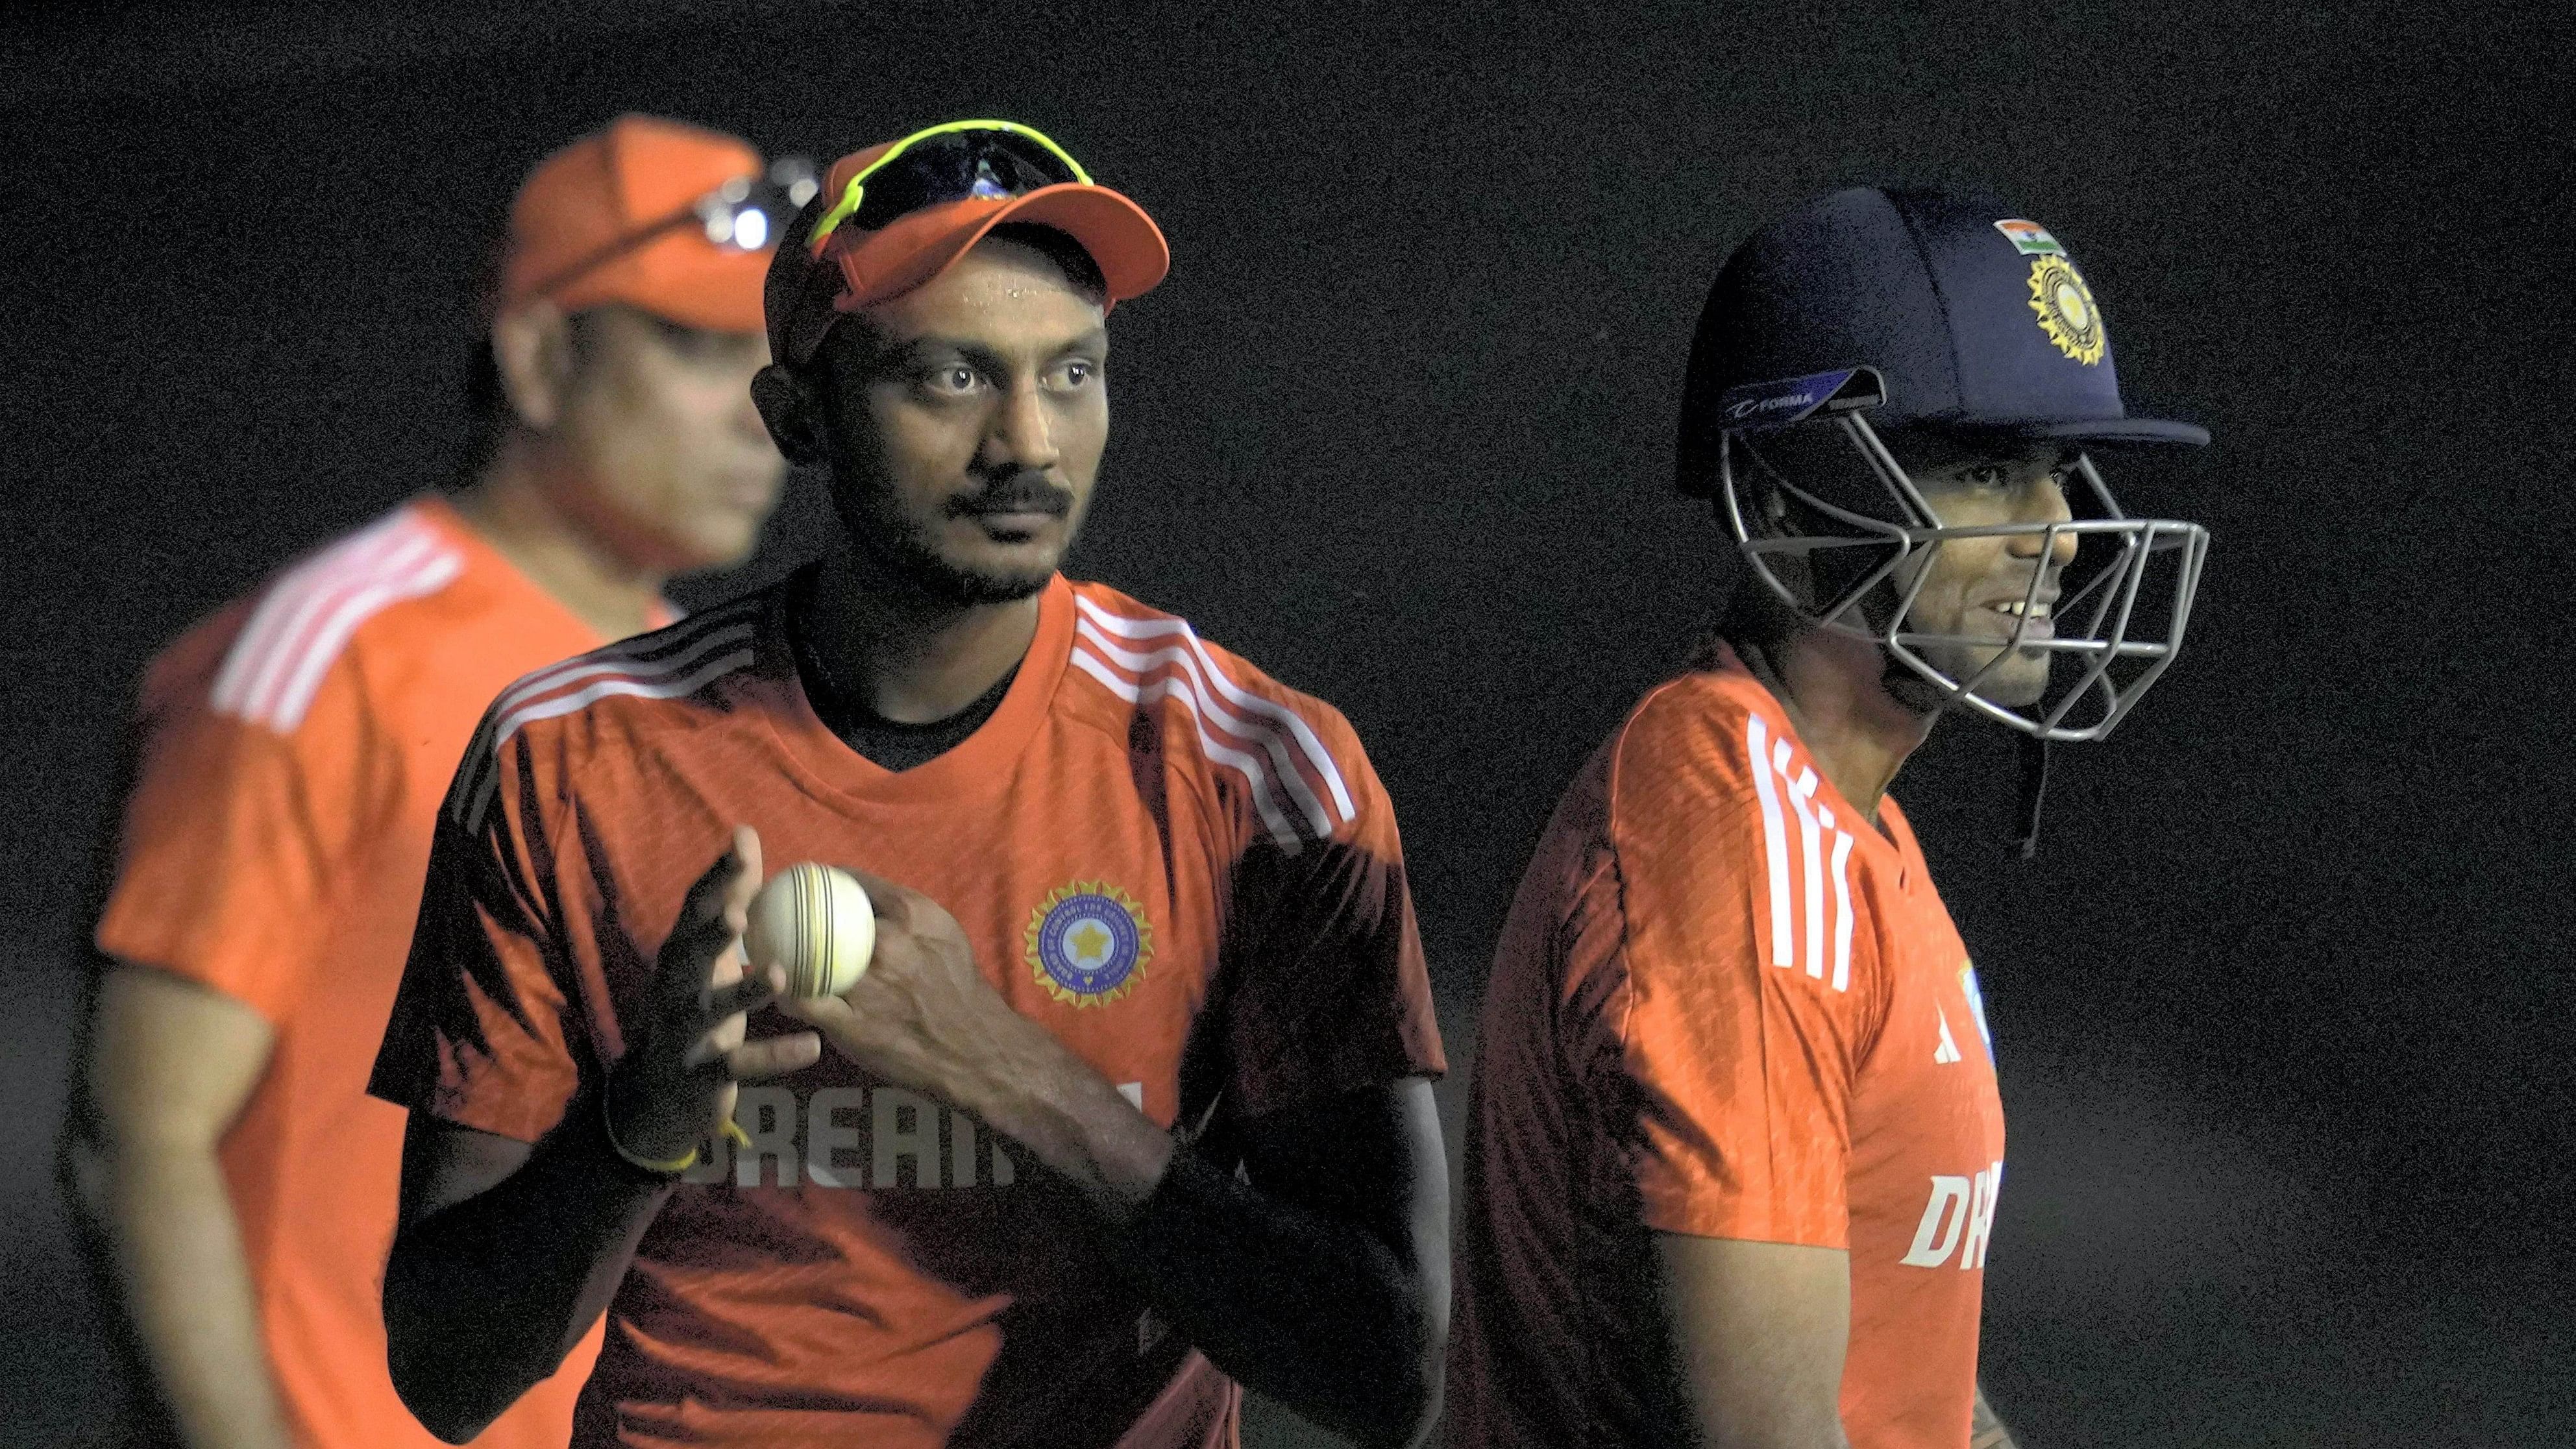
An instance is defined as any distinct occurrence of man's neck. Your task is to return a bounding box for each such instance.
[452,441,669,643]
[801,550,1044,724]
[1737,627,1935,825]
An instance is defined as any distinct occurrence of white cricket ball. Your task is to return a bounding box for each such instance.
[743,862,875,999]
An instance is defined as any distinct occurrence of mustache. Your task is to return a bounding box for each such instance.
[946,473,1074,519]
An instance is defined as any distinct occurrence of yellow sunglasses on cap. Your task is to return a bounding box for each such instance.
[807,119,1094,250]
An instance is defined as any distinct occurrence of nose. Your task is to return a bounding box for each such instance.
[2008,473,2079,567]
[731,381,772,449]
[979,378,1062,475]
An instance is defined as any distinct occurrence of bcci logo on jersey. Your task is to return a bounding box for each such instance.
[1026,881,1153,1007]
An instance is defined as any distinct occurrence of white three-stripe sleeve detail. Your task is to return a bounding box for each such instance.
[491,615,755,720]
[1072,598,1355,823]
[495,591,754,705]
[1068,649,1303,851]
[236,529,441,724]
[456,620,755,820]
[1745,714,1796,969]
[1828,826,1856,993]
[1779,751,1827,981]
[1071,618,1334,839]
[265,552,464,729]
[208,521,379,712]
[1073,600,1352,823]
[460,646,755,834]
[209,511,417,715]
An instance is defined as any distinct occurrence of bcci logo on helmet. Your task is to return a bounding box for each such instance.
[2026,255,2105,366]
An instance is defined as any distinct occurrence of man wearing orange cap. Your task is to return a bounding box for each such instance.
[371,121,1451,1449]
[62,114,796,1449]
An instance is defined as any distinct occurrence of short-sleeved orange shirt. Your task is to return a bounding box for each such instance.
[1447,644,2006,1449]
[369,572,1445,1449]
[93,497,617,1449]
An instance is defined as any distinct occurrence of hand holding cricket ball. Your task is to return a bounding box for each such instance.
[605,827,1012,1175]
[744,862,876,997]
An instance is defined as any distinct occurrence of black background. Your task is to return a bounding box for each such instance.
[3,3,2568,1445]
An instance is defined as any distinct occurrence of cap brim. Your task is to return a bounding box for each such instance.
[975,184,1170,303]
[2019,415,2211,448]
[549,228,772,334]
[829,182,1171,317]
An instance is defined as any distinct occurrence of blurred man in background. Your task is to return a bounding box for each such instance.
[59,114,799,1448]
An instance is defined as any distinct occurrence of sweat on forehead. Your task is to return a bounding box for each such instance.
[800,225,1109,372]
[968,224,1109,306]
[855,225,1109,321]
[812,245,1106,372]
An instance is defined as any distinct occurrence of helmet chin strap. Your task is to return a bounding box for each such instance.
[1880,652,2052,860]
[1826,530,2054,861]
[2014,734,2051,860]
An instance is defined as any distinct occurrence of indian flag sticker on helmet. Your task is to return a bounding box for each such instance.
[2027,255,2105,366]
[1993,218,2065,256]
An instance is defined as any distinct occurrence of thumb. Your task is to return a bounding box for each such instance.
[662,826,765,1006]
[727,825,765,914]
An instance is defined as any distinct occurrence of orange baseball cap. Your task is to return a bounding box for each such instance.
[497,114,776,334]
[766,121,1170,366]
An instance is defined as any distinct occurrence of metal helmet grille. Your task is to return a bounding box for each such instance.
[1721,411,2209,742]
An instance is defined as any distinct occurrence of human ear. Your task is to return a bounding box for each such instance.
[1761,485,1795,533]
[750,363,829,466]
[491,302,578,432]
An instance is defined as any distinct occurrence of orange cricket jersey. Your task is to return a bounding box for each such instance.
[1446,642,2006,1449]
[368,572,1446,1449]
[93,497,614,1449]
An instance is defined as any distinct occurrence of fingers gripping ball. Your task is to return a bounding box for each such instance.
[744,863,875,999]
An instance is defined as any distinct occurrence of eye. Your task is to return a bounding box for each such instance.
[1046,358,1098,392]
[1961,463,2014,492]
[918,364,983,396]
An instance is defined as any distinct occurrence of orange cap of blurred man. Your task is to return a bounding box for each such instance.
[765,119,1170,367]
[497,114,784,333]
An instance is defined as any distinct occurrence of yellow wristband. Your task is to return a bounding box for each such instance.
[722,1118,754,1149]
[602,1094,700,1176]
